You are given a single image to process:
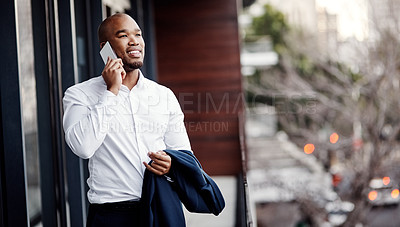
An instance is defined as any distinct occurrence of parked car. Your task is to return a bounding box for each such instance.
[367,177,400,206]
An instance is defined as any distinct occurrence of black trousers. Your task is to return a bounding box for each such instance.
[86,200,142,227]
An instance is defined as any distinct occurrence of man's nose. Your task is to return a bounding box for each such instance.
[128,38,139,46]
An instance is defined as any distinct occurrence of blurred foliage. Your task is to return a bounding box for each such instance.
[248,4,288,50]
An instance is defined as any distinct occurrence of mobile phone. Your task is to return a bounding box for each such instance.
[100,41,117,64]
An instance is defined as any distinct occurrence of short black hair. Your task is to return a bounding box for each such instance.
[97,13,129,43]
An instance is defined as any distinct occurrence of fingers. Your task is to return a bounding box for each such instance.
[102,58,126,94]
[143,161,169,175]
[148,151,170,165]
[105,57,123,69]
[104,58,125,75]
[120,68,126,80]
[144,151,171,175]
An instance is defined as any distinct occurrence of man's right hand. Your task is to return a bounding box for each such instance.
[102,57,126,95]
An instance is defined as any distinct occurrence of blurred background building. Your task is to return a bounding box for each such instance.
[0,0,253,226]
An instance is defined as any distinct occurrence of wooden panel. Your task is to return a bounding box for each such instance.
[193,140,242,175]
[154,0,244,175]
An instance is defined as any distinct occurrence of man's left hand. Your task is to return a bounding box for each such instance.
[143,151,171,175]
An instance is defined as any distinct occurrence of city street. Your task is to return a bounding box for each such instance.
[367,205,400,227]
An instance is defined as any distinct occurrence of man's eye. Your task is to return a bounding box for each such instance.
[136,33,142,37]
[119,35,128,38]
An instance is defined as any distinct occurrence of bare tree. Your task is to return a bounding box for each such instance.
[244,1,400,226]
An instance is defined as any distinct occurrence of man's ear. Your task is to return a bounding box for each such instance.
[100,42,106,49]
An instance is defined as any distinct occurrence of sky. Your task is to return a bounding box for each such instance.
[316,0,368,41]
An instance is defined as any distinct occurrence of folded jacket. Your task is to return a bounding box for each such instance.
[140,149,225,227]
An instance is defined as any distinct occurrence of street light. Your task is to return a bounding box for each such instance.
[304,143,315,154]
[330,132,339,144]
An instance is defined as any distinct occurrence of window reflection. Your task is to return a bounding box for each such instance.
[102,0,131,18]
[16,0,42,226]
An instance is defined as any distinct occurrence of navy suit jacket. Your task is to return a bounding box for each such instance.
[140,150,225,227]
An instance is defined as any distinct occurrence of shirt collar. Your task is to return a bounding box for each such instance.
[101,70,148,89]
[136,70,146,89]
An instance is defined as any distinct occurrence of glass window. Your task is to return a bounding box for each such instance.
[102,0,131,18]
[15,0,42,226]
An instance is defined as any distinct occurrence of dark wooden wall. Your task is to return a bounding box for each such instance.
[153,0,244,175]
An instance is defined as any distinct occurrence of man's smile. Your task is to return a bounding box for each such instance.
[127,48,142,58]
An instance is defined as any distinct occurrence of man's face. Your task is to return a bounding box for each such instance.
[107,15,145,72]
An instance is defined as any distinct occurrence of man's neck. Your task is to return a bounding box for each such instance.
[122,69,140,90]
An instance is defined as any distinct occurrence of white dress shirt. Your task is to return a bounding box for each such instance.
[62,71,191,204]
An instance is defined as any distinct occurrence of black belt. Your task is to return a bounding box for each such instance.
[91,200,141,210]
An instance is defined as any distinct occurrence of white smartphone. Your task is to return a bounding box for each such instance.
[100,41,117,64]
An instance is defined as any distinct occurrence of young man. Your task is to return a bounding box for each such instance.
[63,13,192,226]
